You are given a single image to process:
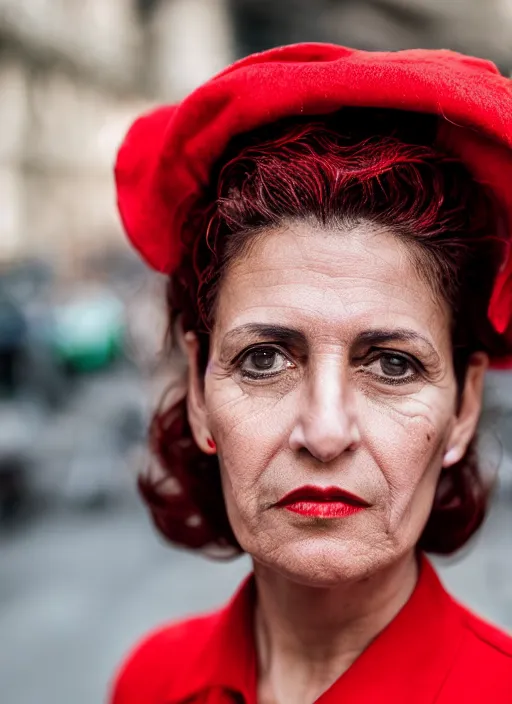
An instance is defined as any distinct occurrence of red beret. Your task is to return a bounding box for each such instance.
[115,43,512,363]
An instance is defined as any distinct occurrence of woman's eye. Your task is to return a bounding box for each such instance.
[363,352,418,382]
[239,347,294,379]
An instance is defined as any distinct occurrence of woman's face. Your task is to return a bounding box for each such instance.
[187,221,487,585]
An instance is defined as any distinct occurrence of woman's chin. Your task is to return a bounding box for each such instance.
[252,537,385,588]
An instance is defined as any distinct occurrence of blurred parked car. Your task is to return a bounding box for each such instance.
[0,260,66,519]
[0,259,142,520]
[0,287,32,520]
[52,287,126,373]
[0,259,68,407]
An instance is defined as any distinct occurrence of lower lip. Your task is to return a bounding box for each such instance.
[283,501,366,518]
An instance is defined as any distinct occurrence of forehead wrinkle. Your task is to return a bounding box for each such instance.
[224,278,431,315]
[223,228,430,292]
[216,304,446,356]
[232,219,411,268]
[222,294,443,332]
[226,220,443,308]
[226,263,436,308]
[215,228,451,356]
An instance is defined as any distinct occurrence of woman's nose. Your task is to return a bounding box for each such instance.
[288,365,361,463]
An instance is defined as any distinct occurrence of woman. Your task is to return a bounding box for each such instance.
[111,44,512,703]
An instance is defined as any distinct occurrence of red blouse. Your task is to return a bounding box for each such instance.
[110,557,512,703]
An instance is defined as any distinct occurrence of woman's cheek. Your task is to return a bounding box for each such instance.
[215,439,278,553]
[205,381,293,500]
[361,393,451,530]
[205,373,294,435]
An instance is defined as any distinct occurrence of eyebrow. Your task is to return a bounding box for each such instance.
[354,328,440,361]
[219,324,440,362]
[219,324,307,362]
[355,328,435,347]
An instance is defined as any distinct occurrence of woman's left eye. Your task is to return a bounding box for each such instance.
[238,347,294,379]
[362,352,418,383]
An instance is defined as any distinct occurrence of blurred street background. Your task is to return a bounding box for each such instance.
[0,2,510,703]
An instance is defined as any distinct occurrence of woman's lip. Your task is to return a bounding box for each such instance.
[283,501,366,518]
[275,485,370,509]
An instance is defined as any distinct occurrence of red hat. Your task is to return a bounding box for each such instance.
[115,43,512,364]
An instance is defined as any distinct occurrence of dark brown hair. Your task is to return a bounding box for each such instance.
[140,108,508,557]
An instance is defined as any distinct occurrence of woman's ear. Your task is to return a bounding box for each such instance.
[443,352,488,468]
[182,330,216,455]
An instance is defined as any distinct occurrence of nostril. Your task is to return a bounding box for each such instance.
[312,443,352,464]
[297,436,357,464]
[289,409,361,461]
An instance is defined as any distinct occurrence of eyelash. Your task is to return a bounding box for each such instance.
[236,345,295,380]
[234,345,423,385]
[359,349,422,386]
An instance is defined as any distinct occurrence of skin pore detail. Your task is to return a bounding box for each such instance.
[192,220,483,582]
[184,220,487,704]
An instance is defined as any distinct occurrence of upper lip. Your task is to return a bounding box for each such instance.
[275,485,370,508]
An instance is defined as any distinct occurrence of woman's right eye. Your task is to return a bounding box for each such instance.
[238,347,295,379]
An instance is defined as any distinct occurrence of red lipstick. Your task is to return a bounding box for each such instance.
[275,485,369,518]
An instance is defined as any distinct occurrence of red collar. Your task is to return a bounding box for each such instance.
[316,556,463,703]
[164,556,463,703]
[164,574,258,702]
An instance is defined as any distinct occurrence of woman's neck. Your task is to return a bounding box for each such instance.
[253,551,419,704]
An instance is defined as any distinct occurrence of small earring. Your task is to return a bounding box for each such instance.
[207,437,216,451]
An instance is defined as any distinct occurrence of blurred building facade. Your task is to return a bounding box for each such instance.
[230,0,512,73]
[0,0,232,273]
[0,0,511,274]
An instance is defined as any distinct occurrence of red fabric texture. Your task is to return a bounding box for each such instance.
[109,556,512,704]
[115,43,512,361]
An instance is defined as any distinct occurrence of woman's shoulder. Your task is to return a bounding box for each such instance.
[445,597,512,698]
[456,599,512,662]
[109,608,224,704]
[109,575,254,704]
